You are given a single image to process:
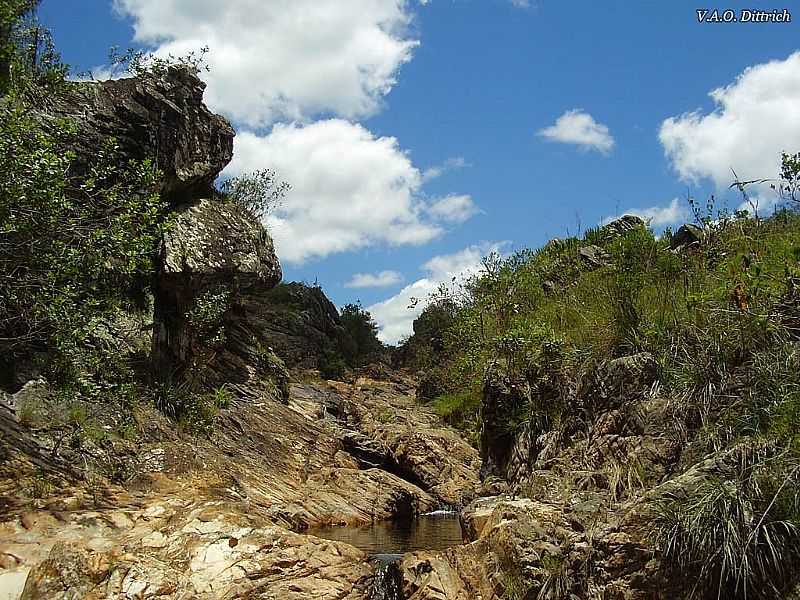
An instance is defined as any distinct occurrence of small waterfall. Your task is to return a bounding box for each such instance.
[368,560,404,600]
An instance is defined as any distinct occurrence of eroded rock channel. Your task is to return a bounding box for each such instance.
[0,375,481,599]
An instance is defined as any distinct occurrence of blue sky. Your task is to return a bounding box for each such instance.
[40,1,800,342]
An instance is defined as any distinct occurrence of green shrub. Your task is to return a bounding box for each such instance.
[0,106,167,392]
[153,382,230,436]
[318,347,347,381]
[340,302,383,367]
[651,449,800,599]
[432,390,481,433]
[216,168,290,221]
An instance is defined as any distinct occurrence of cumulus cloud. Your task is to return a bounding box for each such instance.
[368,242,508,344]
[346,271,404,288]
[538,109,615,154]
[425,194,480,223]
[113,0,419,127]
[225,120,479,264]
[660,51,800,191]
[602,198,690,228]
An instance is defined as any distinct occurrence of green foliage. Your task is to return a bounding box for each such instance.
[0,108,167,387]
[104,45,211,79]
[0,0,66,97]
[651,448,800,599]
[16,396,41,428]
[778,151,800,204]
[253,341,290,402]
[432,390,481,444]
[185,288,230,346]
[216,168,290,221]
[153,382,231,436]
[319,346,348,381]
[399,155,800,461]
[339,302,383,367]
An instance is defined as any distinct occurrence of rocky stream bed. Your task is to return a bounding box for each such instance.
[0,374,485,599]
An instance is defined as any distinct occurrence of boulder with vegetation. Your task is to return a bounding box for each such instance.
[152,198,283,386]
[42,65,235,201]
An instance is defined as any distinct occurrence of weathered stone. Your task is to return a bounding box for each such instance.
[333,377,481,507]
[246,282,353,370]
[152,198,282,381]
[578,244,611,268]
[160,199,281,286]
[43,67,234,202]
[600,215,647,241]
[579,352,659,415]
[480,369,531,480]
[669,223,704,250]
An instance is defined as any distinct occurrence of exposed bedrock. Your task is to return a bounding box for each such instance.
[152,198,284,388]
[44,66,234,201]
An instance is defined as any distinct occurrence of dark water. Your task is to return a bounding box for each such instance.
[368,562,404,600]
[311,512,464,559]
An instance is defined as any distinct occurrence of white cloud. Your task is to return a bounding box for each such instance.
[346,270,404,288]
[602,198,689,228]
[421,156,469,183]
[113,0,419,127]
[538,109,615,154]
[660,51,800,192]
[226,120,477,264]
[368,242,508,344]
[426,194,480,223]
[736,193,786,218]
[420,0,529,7]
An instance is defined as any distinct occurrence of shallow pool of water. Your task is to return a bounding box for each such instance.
[311,512,464,558]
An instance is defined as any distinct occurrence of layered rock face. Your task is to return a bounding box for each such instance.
[39,66,280,385]
[248,282,354,369]
[153,198,283,385]
[1,67,487,600]
[400,350,688,599]
[0,374,480,599]
[45,67,234,201]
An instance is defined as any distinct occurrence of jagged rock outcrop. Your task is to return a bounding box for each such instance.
[242,282,354,370]
[152,199,283,383]
[669,223,704,249]
[480,369,531,480]
[44,67,234,201]
[330,377,481,507]
[1,375,481,599]
[578,243,611,268]
[405,495,657,600]
[599,214,647,240]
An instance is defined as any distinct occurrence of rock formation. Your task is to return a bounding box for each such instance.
[153,198,283,386]
[44,66,234,201]
[248,282,355,369]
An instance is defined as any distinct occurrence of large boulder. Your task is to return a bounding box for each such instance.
[599,215,647,241]
[152,199,282,382]
[44,67,234,201]
[160,199,281,287]
[669,223,704,250]
[578,352,659,416]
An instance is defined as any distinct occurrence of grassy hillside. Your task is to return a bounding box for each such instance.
[402,172,800,596]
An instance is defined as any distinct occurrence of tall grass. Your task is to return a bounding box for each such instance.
[651,448,800,599]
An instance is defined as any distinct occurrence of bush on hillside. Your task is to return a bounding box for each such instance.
[340,302,384,367]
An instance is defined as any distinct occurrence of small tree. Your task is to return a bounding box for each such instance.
[0,0,66,97]
[340,303,383,367]
[216,168,290,221]
[778,151,800,204]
